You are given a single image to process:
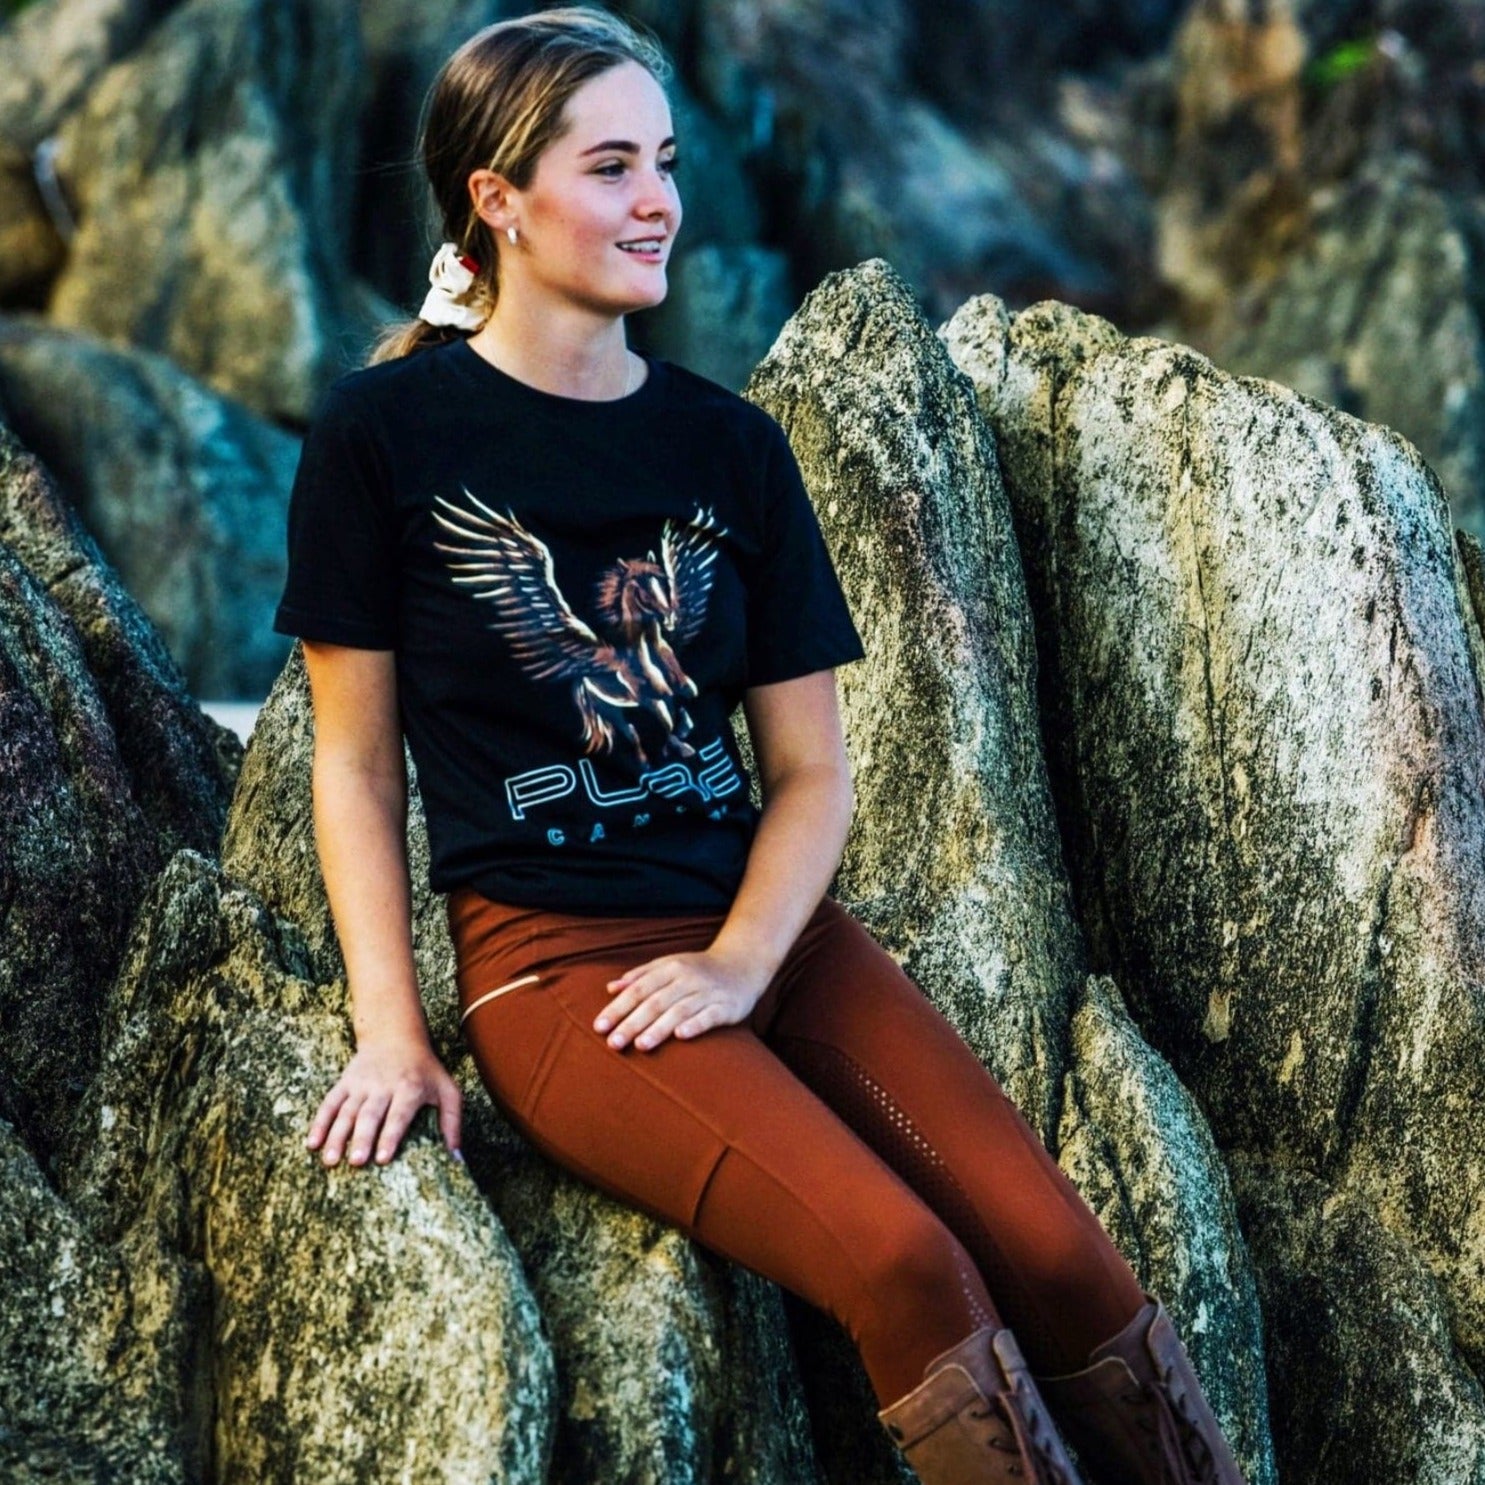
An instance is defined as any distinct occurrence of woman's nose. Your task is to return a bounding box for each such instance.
[638,165,677,207]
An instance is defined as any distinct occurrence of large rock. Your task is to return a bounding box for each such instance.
[1154,0,1309,329]
[0,0,179,309]
[1206,156,1485,540]
[0,316,300,699]
[51,849,553,1484]
[0,413,237,861]
[0,0,180,154]
[1147,0,1485,538]
[0,533,157,1165]
[742,258,1273,1482]
[907,0,1186,124]
[44,0,395,422]
[941,286,1485,1482]
[0,1113,201,1484]
[694,0,1116,322]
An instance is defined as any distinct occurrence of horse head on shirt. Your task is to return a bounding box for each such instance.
[431,490,729,770]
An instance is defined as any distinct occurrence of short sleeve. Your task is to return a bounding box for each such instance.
[272,381,400,649]
[744,418,866,687]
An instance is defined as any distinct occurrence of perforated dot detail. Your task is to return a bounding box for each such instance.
[779,1036,1000,1328]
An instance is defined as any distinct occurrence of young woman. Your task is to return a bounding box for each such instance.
[275,9,1246,1483]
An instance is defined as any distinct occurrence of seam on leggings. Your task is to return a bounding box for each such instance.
[460,973,542,1024]
[687,1145,729,1231]
[772,1029,1063,1345]
[687,1143,880,1315]
[539,993,879,1301]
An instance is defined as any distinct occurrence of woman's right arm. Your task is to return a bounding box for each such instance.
[298,639,463,1169]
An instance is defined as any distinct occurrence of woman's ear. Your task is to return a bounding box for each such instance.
[467,168,515,233]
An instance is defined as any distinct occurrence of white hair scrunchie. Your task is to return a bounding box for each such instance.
[418,242,486,330]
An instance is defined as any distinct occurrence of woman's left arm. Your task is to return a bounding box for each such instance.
[711,667,855,975]
[594,668,854,1050]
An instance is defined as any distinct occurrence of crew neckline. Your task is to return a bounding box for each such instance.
[450,337,663,411]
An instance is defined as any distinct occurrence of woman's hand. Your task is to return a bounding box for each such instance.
[305,1035,464,1168]
[595,947,772,1051]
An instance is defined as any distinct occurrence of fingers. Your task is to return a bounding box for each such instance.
[595,960,681,1044]
[438,1078,464,1163]
[305,1084,348,1151]
[595,965,726,1051]
[344,1093,390,1167]
[674,1002,725,1040]
[631,995,709,1050]
[309,1070,466,1170]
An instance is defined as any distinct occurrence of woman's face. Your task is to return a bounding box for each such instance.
[488,60,682,317]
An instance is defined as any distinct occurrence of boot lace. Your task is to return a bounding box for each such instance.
[965,1379,1074,1485]
[964,1400,1026,1477]
[1120,1361,1218,1484]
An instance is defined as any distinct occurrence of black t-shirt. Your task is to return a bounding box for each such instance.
[272,336,865,914]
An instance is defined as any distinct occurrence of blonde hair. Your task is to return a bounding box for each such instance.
[367,5,673,366]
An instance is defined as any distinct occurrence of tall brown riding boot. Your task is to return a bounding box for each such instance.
[1034,1294,1246,1485]
[877,1324,1085,1484]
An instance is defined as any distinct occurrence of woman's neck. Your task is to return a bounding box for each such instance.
[466,313,637,401]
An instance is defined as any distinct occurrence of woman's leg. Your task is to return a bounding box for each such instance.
[751,895,1148,1378]
[447,890,1001,1408]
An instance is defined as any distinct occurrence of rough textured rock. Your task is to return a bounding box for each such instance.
[941,285,1485,1482]
[1056,973,1266,1439]
[1229,1151,1485,1485]
[0,315,299,700]
[45,0,395,422]
[0,1114,201,1484]
[0,415,236,865]
[742,258,1273,1482]
[1155,0,1309,328]
[694,0,1116,322]
[0,139,66,304]
[1147,1,1485,537]
[0,0,180,153]
[50,849,553,1485]
[1208,156,1485,540]
[222,644,821,1484]
[0,534,155,1164]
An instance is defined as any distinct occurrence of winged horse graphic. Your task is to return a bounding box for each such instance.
[431,487,729,767]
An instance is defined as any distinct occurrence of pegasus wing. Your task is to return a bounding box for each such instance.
[662,505,729,648]
[431,488,611,682]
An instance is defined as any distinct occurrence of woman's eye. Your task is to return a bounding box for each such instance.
[596,158,681,178]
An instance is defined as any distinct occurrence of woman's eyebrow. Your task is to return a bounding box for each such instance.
[579,136,678,155]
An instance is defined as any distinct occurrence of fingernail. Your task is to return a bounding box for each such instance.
[595,1018,610,1031]
[452,1148,465,1164]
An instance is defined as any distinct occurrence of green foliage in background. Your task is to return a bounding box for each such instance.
[1,0,44,19]
[1304,35,1379,92]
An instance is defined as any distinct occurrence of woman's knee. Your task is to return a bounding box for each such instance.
[858,1198,979,1310]
[1006,1194,1126,1310]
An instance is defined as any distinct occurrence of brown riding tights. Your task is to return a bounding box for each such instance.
[447,888,1147,1408]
